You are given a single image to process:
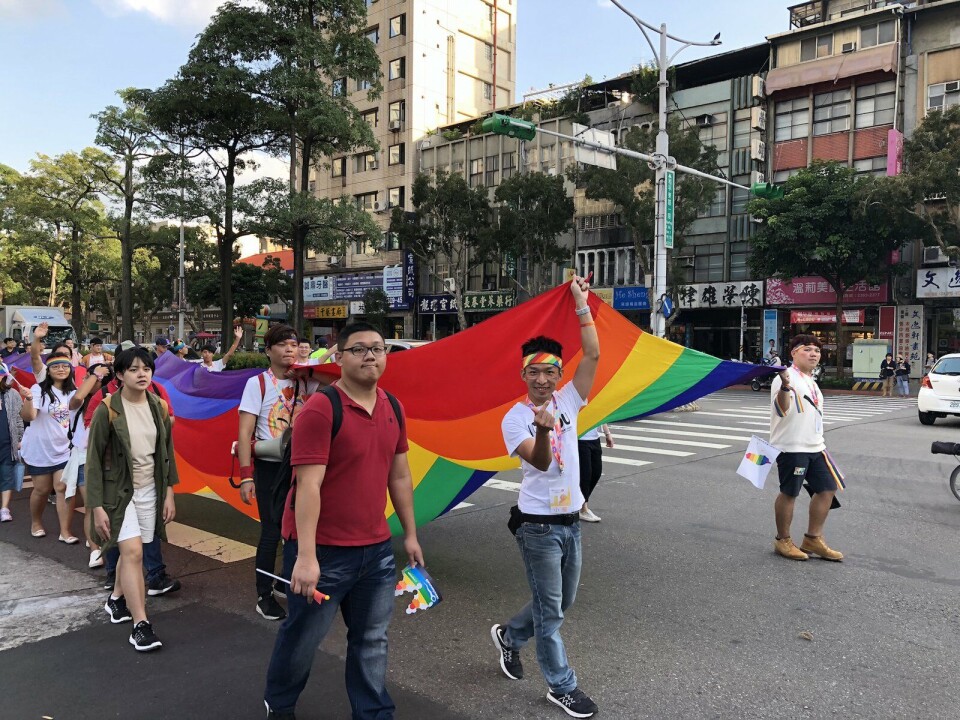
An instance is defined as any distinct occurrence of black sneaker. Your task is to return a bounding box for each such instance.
[546,688,598,718]
[272,581,286,601]
[129,620,163,652]
[103,573,116,591]
[104,595,132,624]
[257,593,287,621]
[490,624,523,680]
[147,573,182,596]
[265,699,297,719]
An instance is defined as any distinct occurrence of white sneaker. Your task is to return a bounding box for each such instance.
[89,549,104,568]
[579,508,601,523]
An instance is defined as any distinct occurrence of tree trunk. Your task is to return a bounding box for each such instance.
[49,225,62,306]
[219,154,236,343]
[70,228,83,340]
[834,292,846,378]
[120,157,135,341]
[290,131,313,338]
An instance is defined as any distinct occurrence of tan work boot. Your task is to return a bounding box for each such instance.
[800,534,843,561]
[773,536,809,561]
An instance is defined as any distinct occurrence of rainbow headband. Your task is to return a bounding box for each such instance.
[522,353,562,370]
[45,358,72,369]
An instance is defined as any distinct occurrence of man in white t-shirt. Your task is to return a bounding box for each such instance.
[491,276,601,719]
[770,334,843,562]
[237,324,319,621]
[197,326,243,373]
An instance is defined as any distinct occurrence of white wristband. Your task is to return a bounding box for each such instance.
[575,305,591,317]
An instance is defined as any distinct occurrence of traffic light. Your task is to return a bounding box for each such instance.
[751,182,785,200]
[480,113,537,141]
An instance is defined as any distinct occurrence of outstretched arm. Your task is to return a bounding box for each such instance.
[571,276,600,401]
[220,325,244,365]
[30,322,48,375]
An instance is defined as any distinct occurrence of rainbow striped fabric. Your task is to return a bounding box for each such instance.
[148,283,771,531]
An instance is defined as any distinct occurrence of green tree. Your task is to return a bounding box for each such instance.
[747,161,904,375]
[900,105,960,256]
[189,0,381,337]
[390,172,494,331]
[568,116,720,288]
[92,88,160,341]
[492,172,574,297]
[188,261,273,322]
[362,287,391,336]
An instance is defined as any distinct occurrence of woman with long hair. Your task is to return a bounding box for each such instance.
[0,374,25,522]
[87,348,178,652]
[19,353,104,540]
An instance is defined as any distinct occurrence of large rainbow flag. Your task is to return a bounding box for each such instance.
[148,283,770,533]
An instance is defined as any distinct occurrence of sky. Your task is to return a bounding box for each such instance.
[0,0,789,175]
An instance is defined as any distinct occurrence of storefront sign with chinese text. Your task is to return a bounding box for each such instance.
[895,305,924,377]
[304,250,415,310]
[592,288,614,306]
[766,277,887,305]
[462,291,515,312]
[303,275,333,303]
[303,305,348,320]
[916,267,960,299]
[677,281,764,310]
[612,286,650,311]
[790,309,865,324]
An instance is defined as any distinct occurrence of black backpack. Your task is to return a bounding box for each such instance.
[272,385,404,531]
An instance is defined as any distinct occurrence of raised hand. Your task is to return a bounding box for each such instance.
[533,402,555,433]
[34,322,48,340]
[234,325,243,341]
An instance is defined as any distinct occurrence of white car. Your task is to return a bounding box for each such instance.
[918,353,960,425]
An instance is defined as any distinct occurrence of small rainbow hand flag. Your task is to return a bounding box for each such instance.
[394,564,442,615]
[737,435,781,489]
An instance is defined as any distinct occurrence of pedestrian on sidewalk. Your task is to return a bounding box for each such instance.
[238,324,319,621]
[263,322,423,720]
[924,352,936,375]
[86,347,179,652]
[20,352,102,541]
[85,367,182,596]
[879,353,896,397]
[770,334,844,563]
[0,374,25,523]
[894,355,911,397]
[578,424,612,523]
[491,276,601,719]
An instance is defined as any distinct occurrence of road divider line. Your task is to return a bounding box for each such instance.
[608,434,729,449]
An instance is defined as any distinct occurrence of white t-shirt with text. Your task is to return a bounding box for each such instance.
[502,382,587,515]
[21,385,75,467]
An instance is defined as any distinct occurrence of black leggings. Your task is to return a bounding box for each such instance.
[578,438,603,502]
[254,459,283,596]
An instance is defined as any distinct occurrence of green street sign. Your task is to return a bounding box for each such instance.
[88,322,99,331]
[481,113,537,141]
[664,169,675,250]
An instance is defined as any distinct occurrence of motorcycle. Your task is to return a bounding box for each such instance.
[930,441,960,502]
[751,360,823,392]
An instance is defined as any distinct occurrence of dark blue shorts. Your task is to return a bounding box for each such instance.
[26,461,68,476]
[776,452,837,497]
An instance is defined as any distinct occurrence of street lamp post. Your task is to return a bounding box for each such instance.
[608,0,720,337]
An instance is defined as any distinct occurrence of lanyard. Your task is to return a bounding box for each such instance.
[527,397,564,474]
[266,369,294,419]
[791,367,820,411]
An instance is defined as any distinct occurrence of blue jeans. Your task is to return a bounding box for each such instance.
[896,376,910,396]
[104,535,166,583]
[503,521,582,695]
[264,539,396,719]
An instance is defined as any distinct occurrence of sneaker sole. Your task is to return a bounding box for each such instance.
[104,601,132,624]
[546,693,596,718]
[801,549,843,561]
[256,605,286,621]
[147,583,180,596]
[490,624,521,680]
[129,636,163,652]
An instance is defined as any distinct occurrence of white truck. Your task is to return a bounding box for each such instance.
[0,306,75,347]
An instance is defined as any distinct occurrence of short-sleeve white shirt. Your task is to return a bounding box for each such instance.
[239,371,318,442]
[501,382,587,514]
[199,359,225,373]
[21,385,74,467]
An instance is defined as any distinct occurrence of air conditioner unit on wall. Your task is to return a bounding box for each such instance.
[841,41,857,54]
[922,246,951,266]
[328,255,341,265]
[373,200,390,213]
[676,255,695,268]
[946,81,960,93]
[751,107,766,131]
[389,120,402,131]
[695,114,714,127]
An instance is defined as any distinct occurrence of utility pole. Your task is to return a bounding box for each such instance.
[178,138,186,341]
[609,0,720,337]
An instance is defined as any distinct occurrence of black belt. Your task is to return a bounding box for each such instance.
[520,512,580,526]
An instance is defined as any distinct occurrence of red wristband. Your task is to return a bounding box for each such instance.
[240,465,254,480]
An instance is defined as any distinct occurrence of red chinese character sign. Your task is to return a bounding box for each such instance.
[766,278,887,305]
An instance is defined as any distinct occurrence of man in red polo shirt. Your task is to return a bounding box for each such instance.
[263,322,423,720]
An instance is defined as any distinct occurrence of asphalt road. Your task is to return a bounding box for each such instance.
[2,389,958,720]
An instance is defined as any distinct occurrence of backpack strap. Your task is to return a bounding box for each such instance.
[258,372,266,404]
[319,385,344,441]
[384,390,404,431]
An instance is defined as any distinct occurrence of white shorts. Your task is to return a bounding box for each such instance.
[117,485,157,544]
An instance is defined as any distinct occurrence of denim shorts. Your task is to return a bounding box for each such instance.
[0,458,16,492]
[26,461,68,476]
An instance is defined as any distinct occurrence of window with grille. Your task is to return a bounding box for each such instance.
[774,98,810,141]
[501,152,516,180]
[860,19,894,49]
[814,88,851,135]
[485,155,499,185]
[800,34,832,62]
[855,80,895,127]
[927,81,960,113]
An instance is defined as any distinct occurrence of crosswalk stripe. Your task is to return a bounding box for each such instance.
[608,433,729,449]
[612,425,754,442]
[608,444,693,457]
[639,419,769,433]
[452,502,474,510]
[163,522,256,563]
[483,478,521,492]
[602,456,654,467]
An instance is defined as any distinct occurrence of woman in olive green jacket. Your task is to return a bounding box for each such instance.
[86,348,178,652]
